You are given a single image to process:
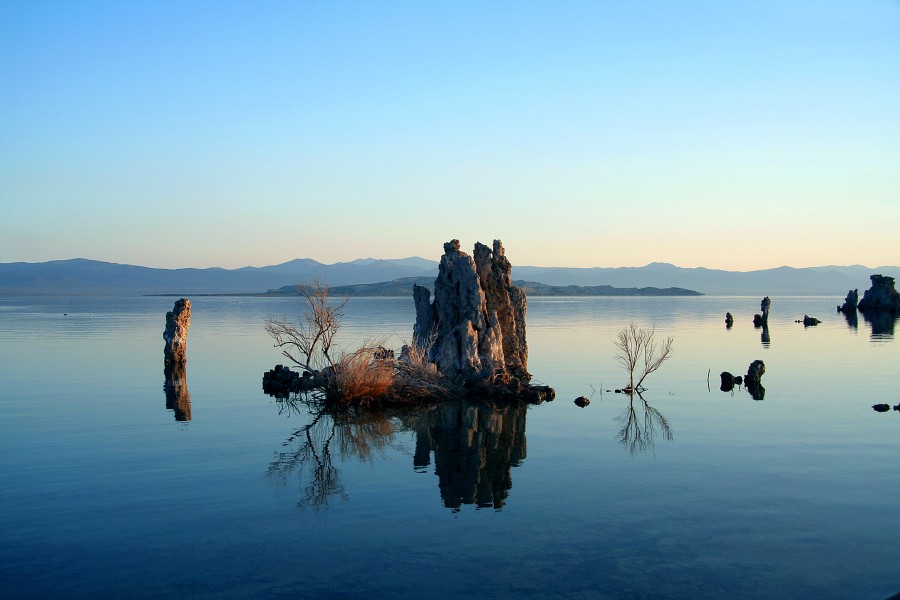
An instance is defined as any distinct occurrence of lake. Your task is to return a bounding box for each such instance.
[1,294,898,599]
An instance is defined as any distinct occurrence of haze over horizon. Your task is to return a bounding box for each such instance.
[2,1,898,271]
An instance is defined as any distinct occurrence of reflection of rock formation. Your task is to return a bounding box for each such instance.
[266,397,533,510]
[163,298,191,369]
[860,310,897,338]
[858,275,900,313]
[618,393,672,455]
[841,307,859,330]
[760,323,770,347]
[164,365,192,421]
[411,399,527,510]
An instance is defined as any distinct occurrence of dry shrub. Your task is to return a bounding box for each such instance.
[392,335,460,402]
[327,344,395,407]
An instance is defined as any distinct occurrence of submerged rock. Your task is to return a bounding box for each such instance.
[858,275,900,313]
[872,404,890,413]
[163,298,191,369]
[574,396,590,407]
[802,315,821,326]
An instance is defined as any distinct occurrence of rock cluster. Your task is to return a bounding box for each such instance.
[163,298,191,369]
[413,239,553,402]
[262,364,323,398]
[857,275,900,313]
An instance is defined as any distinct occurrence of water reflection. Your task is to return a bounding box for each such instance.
[267,397,530,511]
[163,365,191,421]
[267,406,391,509]
[860,310,897,339]
[410,399,526,510]
[617,392,672,455]
[841,308,859,331]
[760,323,770,347]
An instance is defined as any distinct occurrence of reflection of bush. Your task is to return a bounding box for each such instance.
[410,400,527,510]
[617,393,672,455]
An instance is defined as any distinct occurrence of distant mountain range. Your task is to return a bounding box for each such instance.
[267,278,702,297]
[1,257,897,296]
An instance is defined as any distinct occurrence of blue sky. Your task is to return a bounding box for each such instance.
[1,1,898,270]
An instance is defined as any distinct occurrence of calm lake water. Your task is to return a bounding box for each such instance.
[1,294,898,599]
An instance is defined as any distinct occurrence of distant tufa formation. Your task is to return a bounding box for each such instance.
[857,275,900,313]
[412,239,553,401]
[163,298,191,368]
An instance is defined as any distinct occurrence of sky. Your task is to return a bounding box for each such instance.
[1,1,898,271]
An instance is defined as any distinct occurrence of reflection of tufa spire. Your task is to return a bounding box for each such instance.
[164,365,191,421]
[266,397,534,510]
[411,399,527,510]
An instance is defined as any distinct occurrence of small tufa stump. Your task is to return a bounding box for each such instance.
[752,297,771,327]
[163,298,191,369]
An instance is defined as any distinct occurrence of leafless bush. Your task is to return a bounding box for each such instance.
[265,282,457,406]
[264,280,348,372]
[327,342,396,407]
[614,322,673,393]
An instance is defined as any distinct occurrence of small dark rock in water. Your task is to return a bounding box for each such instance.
[746,360,765,385]
[720,371,735,392]
[894,404,900,412]
[745,360,766,400]
[802,315,821,326]
[574,396,590,407]
[733,375,743,385]
[872,404,890,412]
[725,312,734,328]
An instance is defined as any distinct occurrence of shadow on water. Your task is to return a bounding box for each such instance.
[267,396,531,511]
[163,365,191,421]
[617,392,673,455]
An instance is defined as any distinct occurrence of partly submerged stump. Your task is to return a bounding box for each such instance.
[753,297,771,327]
[412,239,553,402]
[163,298,191,369]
